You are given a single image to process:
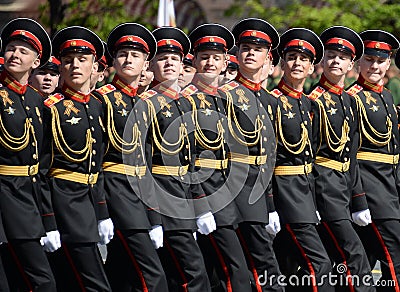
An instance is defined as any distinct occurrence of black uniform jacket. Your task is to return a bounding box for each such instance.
[43,84,109,243]
[181,77,242,227]
[347,76,400,220]
[218,73,276,224]
[268,79,318,224]
[0,70,56,240]
[309,75,368,222]
[95,75,161,230]
[141,82,205,231]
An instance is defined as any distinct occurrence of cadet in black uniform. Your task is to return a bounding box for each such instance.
[43,26,112,291]
[94,22,168,292]
[218,18,283,291]
[0,18,57,292]
[141,26,212,292]
[347,30,400,291]
[269,28,334,291]
[181,23,252,292]
[308,26,375,291]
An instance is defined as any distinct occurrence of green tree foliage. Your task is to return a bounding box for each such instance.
[225,0,400,35]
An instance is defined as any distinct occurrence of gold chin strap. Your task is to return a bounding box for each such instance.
[354,94,392,147]
[315,99,349,153]
[104,95,141,154]
[145,99,189,156]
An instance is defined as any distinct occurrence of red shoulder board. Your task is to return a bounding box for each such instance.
[44,93,64,108]
[96,84,116,95]
[346,84,363,97]
[307,86,325,101]
[219,80,239,92]
[270,88,283,98]
[139,89,157,100]
[181,84,198,98]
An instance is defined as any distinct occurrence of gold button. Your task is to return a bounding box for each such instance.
[344,157,349,162]
[262,115,265,119]
[304,121,308,125]
[32,177,36,183]
[345,147,350,152]
[32,142,36,147]
[264,137,267,141]
[92,150,96,155]
[26,106,30,110]
[91,127,94,131]
[33,154,37,159]
[263,126,266,130]
[89,115,93,120]
[93,139,96,144]
[305,151,309,155]
[260,103,263,107]
[261,168,265,173]
[92,162,96,166]
[185,156,188,160]
[86,105,89,109]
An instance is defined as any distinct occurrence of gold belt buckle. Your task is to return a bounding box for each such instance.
[305,163,311,174]
[394,154,399,164]
[256,156,262,165]
[28,165,36,176]
[135,165,140,176]
[178,166,185,176]
[342,161,349,172]
[88,173,95,184]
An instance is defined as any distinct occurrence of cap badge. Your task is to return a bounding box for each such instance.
[338,39,343,45]
[166,40,171,45]
[375,42,380,49]
[209,37,214,42]
[20,31,25,36]
[71,41,76,46]
[127,37,133,42]
[251,31,256,37]
[298,41,304,46]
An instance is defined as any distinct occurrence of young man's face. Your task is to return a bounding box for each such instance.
[237,42,269,73]
[359,54,390,84]
[29,68,59,95]
[60,52,95,90]
[150,52,182,82]
[113,48,148,81]
[322,49,353,80]
[260,55,274,82]
[194,49,227,77]
[178,64,196,88]
[4,40,40,75]
[281,50,314,83]
[90,63,106,90]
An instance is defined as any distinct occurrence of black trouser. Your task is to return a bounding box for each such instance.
[236,222,284,292]
[0,247,9,292]
[158,230,211,292]
[356,219,400,292]
[3,239,56,292]
[197,226,252,292]
[47,242,110,292]
[274,223,334,292]
[105,229,168,292]
[318,220,375,292]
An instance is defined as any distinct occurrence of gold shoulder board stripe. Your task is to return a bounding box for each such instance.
[44,93,64,108]
[307,86,325,101]
[140,90,157,100]
[96,84,116,95]
[181,85,198,98]
[346,84,363,97]
[219,80,239,92]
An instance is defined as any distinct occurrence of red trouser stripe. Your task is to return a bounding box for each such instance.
[286,224,318,292]
[62,244,86,292]
[208,234,233,292]
[236,227,262,292]
[371,222,400,292]
[322,222,354,292]
[164,238,188,292]
[116,230,149,292]
[7,243,33,291]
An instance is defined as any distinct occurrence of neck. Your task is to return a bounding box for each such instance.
[119,74,140,88]
[8,70,29,85]
[282,76,305,91]
[192,74,219,88]
[323,72,345,87]
[239,68,262,83]
[67,82,90,95]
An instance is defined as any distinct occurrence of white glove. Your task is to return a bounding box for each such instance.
[265,211,281,235]
[352,209,372,226]
[40,230,61,252]
[98,218,114,245]
[148,225,163,249]
[196,211,217,235]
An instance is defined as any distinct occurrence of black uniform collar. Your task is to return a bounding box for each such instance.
[319,74,344,95]
[0,70,27,95]
[62,83,91,103]
[357,75,383,93]
[112,74,138,97]
[235,72,261,91]
[191,76,218,95]
[278,79,303,99]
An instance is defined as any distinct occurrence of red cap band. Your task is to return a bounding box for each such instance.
[157,39,183,51]
[0,57,4,65]
[10,30,43,57]
[194,36,227,49]
[229,54,239,64]
[285,39,316,56]
[363,40,391,51]
[115,35,149,53]
[49,56,60,66]
[325,37,356,55]
[60,39,96,55]
[239,30,272,44]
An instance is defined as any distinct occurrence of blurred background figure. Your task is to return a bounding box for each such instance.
[137,65,154,95]
[219,45,238,84]
[178,52,196,88]
[29,56,60,97]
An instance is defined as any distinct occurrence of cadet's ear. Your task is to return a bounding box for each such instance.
[32,55,41,70]
[308,63,315,75]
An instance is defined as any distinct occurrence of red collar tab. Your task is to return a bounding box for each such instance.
[194,36,227,50]
[157,39,183,51]
[319,74,344,95]
[363,40,391,51]
[10,30,43,57]
[239,30,272,44]
[61,83,91,103]
[115,35,150,53]
[285,39,316,57]
[0,71,27,95]
[192,78,218,95]
[112,75,138,97]
[325,37,355,55]
[236,72,261,91]
[60,39,96,56]
[278,79,303,99]
[357,75,383,93]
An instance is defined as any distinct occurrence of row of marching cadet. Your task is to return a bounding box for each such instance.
[0,16,399,292]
